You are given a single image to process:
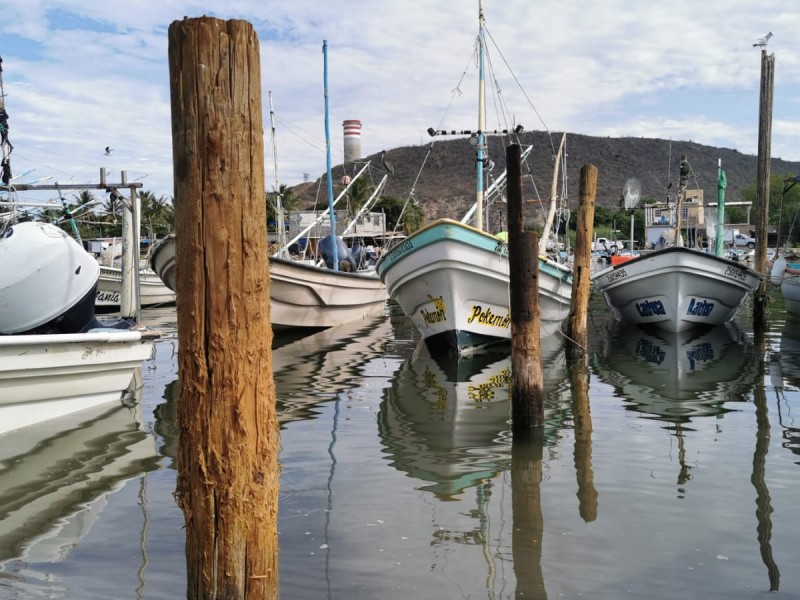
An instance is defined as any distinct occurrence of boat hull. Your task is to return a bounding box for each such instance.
[0,331,155,434]
[592,247,761,332]
[376,219,572,352]
[149,234,176,293]
[149,235,388,329]
[96,266,176,309]
[269,256,388,329]
[781,276,800,317]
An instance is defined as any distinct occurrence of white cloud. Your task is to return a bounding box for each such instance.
[1,0,798,203]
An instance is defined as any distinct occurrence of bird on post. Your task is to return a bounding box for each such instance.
[753,32,773,48]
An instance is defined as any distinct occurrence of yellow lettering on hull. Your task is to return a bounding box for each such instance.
[466,305,511,329]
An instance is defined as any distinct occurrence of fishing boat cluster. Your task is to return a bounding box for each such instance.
[0,2,795,459]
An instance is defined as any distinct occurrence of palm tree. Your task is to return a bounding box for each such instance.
[99,189,125,237]
[69,190,100,239]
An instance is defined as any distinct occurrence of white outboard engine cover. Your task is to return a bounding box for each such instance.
[0,222,100,334]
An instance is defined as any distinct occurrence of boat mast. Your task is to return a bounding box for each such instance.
[674,155,689,248]
[323,40,339,271]
[269,91,288,256]
[543,132,567,251]
[476,0,487,232]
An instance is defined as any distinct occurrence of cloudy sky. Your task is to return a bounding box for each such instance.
[1,0,798,206]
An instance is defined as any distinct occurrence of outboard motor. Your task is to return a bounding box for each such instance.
[319,234,357,272]
[0,221,107,334]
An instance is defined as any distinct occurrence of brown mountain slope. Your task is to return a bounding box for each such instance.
[294,132,800,222]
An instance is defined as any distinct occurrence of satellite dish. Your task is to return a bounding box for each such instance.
[623,178,641,210]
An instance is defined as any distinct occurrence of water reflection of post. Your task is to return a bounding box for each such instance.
[751,330,780,591]
[511,429,547,598]
[569,358,597,522]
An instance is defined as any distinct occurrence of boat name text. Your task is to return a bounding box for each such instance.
[686,298,714,317]
[635,299,666,317]
[467,305,511,329]
[494,242,509,258]
[96,290,121,303]
[420,295,447,326]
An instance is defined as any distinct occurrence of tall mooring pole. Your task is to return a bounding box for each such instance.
[506,143,545,432]
[564,164,597,361]
[168,17,280,600]
[754,48,775,331]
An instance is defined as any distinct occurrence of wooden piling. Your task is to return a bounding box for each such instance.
[754,49,774,332]
[564,164,597,361]
[168,17,280,600]
[506,143,545,431]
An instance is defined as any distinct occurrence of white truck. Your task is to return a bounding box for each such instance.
[721,229,756,249]
[592,237,620,253]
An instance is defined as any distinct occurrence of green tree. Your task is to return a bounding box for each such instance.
[98,189,125,237]
[139,190,174,239]
[267,184,299,232]
[379,195,425,234]
[736,173,800,245]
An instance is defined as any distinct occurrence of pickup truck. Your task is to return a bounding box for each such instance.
[722,231,756,249]
[592,237,619,253]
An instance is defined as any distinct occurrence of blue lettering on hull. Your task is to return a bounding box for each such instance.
[686,298,714,317]
[635,299,666,317]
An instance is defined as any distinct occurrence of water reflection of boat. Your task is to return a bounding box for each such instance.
[377,334,568,499]
[592,322,758,422]
[0,381,159,564]
[773,320,800,462]
[154,315,394,464]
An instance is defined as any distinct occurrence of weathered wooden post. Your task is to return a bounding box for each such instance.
[168,17,280,599]
[506,143,545,431]
[564,164,597,361]
[754,49,775,331]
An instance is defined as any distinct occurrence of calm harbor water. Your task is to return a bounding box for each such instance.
[1,294,799,599]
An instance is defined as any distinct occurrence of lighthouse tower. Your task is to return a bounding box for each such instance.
[342,119,362,163]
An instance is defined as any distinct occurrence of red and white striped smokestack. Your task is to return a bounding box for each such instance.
[342,119,362,163]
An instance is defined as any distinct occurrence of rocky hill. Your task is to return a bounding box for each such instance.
[294,131,800,223]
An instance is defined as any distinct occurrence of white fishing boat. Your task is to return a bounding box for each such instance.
[149,226,388,330]
[592,156,761,332]
[150,233,176,291]
[592,246,761,332]
[0,221,158,435]
[94,241,176,310]
[769,257,800,317]
[96,265,176,310]
[375,1,572,354]
[782,274,800,317]
[269,255,387,329]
